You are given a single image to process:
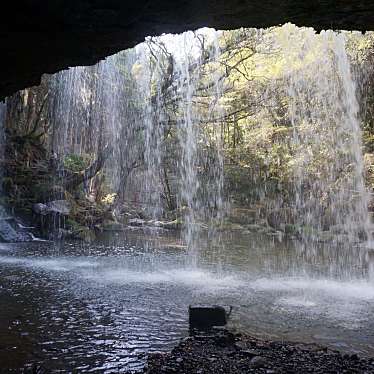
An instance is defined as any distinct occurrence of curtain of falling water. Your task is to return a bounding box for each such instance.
[47,67,94,236]
[156,30,226,262]
[0,101,5,199]
[272,25,371,248]
[94,56,122,205]
[175,32,202,262]
[50,67,91,158]
[206,35,226,252]
[2,25,373,276]
[109,30,226,260]
[133,43,165,219]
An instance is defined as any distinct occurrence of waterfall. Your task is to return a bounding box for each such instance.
[174,31,204,259]
[133,42,165,219]
[49,67,90,158]
[4,24,370,260]
[270,24,371,245]
[38,28,226,253]
[102,29,226,258]
[154,29,226,259]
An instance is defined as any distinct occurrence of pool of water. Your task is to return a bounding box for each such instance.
[1,229,374,372]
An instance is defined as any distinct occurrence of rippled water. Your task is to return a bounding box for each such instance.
[1,231,374,372]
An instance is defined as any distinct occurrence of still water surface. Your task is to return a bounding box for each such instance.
[1,229,374,372]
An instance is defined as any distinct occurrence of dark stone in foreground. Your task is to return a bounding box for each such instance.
[0,216,33,242]
[145,329,374,373]
[189,305,230,330]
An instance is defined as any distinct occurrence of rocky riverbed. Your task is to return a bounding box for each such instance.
[145,329,374,373]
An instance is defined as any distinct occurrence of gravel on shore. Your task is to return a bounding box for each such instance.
[145,329,374,373]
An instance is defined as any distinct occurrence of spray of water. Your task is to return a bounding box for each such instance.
[265,24,372,247]
[6,25,372,273]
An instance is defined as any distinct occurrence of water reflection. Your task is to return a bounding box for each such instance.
[0,231,374,372]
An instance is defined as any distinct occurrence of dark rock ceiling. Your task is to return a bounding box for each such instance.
[1,0,374,99]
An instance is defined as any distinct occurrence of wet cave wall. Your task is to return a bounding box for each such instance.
[1,0,374,100]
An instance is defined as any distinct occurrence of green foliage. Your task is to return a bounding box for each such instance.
[363,131,374,153]
[63,154,90,173]
[127,26,374,218]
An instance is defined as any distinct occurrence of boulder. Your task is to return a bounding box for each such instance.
[46,200,71,215]
[33,200,71,216]
[32,203,49,215]
[0,217,33,242]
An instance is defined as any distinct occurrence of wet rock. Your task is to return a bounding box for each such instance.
[0,218,32,242]
[46,200,71,215]
[32,200,72,239]
[0,210,34,242]
[32,203,49,215]
[33,200,71,216]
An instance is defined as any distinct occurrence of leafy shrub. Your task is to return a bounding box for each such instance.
[63,154,90,173]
